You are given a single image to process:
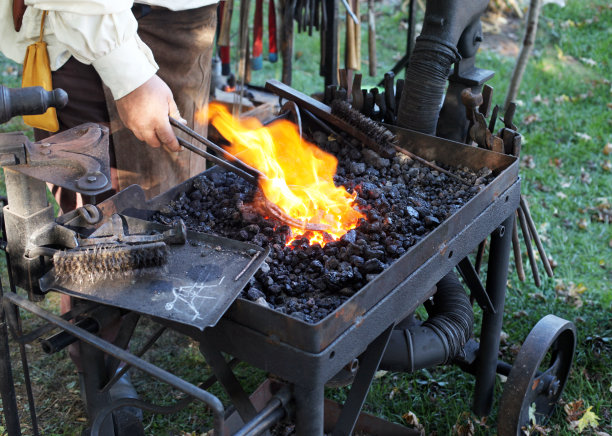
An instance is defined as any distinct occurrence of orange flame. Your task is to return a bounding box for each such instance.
[207,102,364,246]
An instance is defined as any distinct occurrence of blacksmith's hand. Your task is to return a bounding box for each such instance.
[116,74,186,152]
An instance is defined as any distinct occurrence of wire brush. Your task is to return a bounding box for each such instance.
[330,99,397,158]
[53,242,169,284]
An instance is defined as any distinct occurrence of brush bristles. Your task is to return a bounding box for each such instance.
[53,242,169,284]
[330,99,397,158]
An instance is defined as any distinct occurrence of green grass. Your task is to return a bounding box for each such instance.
[0,0,611,434]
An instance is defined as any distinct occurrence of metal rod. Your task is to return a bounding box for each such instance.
[176,136,257,185]
[473,216,514,416]
[391,144,472,186]
[517,204,541,287]
[235,251,261,281]
[520,195,554,277]
[474,238,487,274]
[96,357,240,432]
[16,301,99,345]
[100,325,168,394]
[332,324,394,436]
[340,0,359,24]
[3,293,225,435]
[0,295,22,435]
[233,387,290,436]
[512,213,525,281]
[170,117,264,181]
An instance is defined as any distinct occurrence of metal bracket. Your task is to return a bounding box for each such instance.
[0,123,112,196]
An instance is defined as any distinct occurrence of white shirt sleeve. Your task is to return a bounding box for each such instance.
[24,1,159,99]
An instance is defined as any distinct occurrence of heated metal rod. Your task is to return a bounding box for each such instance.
[175,136,257,186]
[170,116,263,180]
[517,205,541,287]
[512,213,526,282]
[520,195,554,277]
[3,293,225,435]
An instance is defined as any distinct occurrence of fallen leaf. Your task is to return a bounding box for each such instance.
[577,218,588,229]
[532,94,550,105]
[523,114,539,125]
[555,94,570,104]
[402,411,425,434]
[602,161,611,172]
[564,399,585,422]
[499,330,509,344]
[521,155,536,169]
[513,310,529,318]
[452,412,475,436]
[581,170,592,184]
[575,132,592,141]
[556,192,568,199]
[604,143,612,155]
[575,406,600,432]
[529,292,546,301]
[580,57,597,67]
[550,157,563,167]
[529,402,537,424]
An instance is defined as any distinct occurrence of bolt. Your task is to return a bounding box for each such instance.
[547,378,561,398]
[86,175,97,183]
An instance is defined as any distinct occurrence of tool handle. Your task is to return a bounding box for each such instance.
[268,0,278,62]
[252,0,264,70]
[0,85,68,124]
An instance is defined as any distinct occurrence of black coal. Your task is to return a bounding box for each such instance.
[154,131,492,323]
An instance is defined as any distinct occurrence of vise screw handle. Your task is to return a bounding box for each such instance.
[0,84,68,124]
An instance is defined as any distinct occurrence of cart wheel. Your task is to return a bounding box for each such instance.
[498,314,576,435]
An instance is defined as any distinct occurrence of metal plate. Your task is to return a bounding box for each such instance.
[40,216,269,330]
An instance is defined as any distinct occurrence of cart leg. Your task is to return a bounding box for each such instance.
[294,382,325,436]
[0,300,21,436]
[331,324,394,436]
[473,215,514,416]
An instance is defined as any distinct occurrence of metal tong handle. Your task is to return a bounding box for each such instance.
[169,117,263,185]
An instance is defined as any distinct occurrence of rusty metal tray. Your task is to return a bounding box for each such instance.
[41,216,269,330]
[133,126,519,353]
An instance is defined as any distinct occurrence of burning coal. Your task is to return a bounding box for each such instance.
[206,103,365,246]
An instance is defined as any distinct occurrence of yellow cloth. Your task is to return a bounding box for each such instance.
[21,11,59,132]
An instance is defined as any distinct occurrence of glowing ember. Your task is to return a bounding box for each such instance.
[206,103,364,246]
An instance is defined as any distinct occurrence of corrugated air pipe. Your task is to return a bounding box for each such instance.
[380,272,473,371]
[396,35,461,135]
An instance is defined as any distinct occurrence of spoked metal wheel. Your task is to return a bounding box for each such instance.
[498,314,576,435]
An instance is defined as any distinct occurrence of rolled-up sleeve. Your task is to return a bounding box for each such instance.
[25,1,159,99]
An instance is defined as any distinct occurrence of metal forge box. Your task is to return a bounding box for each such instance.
[57,124,520,435]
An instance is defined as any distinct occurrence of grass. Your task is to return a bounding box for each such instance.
[0,0,610,434]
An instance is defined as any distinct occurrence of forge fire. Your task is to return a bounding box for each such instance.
[207,103,364,246]
[157,112,493,323]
